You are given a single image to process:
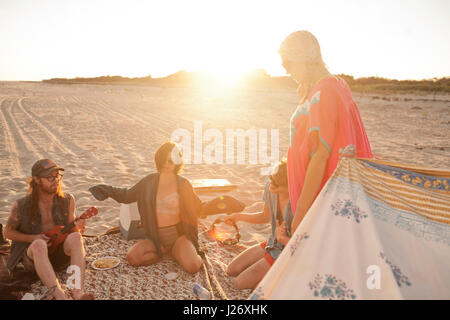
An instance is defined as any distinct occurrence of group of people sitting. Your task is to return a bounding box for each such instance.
[2,141,293,299]
[2,30,373,299]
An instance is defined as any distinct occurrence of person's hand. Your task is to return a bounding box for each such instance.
[89,185,110,201]
[275,220,290,246]
[74,218,86,234]
[33,234,51,247]
[224,213,240,225]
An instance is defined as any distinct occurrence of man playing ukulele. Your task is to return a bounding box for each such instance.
[3,159,94,300]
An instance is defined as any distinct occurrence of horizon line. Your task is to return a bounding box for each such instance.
[1,69,450,83]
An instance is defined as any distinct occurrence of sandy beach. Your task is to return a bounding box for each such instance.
[0,81,449,299]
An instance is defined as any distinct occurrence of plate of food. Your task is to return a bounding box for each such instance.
[91,256,120,270]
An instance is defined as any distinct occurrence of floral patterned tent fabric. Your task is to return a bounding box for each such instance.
[250,145,450,300]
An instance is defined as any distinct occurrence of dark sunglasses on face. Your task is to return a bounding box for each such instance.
[43,173,63,182]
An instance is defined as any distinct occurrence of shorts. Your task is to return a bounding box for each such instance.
[157,223,184,250]
[22,243,71,273]
[260,240,283,266]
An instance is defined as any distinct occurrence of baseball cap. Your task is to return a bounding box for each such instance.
[31,159,65,177]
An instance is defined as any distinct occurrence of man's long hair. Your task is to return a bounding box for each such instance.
[26,176,66,221]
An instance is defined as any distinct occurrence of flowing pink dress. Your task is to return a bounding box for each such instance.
[288,77,373,215]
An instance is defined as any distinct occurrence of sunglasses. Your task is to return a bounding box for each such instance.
[42,173,63,182]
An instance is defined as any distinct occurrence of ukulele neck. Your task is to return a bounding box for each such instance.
[61,218,78,234]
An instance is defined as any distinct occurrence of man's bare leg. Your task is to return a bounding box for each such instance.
[64,232,94,300]
[27,239,67,300]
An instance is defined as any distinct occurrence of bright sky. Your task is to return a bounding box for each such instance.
[1,0,449,81]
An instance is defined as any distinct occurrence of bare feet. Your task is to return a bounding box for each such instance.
[48,286,69,300]
[73,290,95,300]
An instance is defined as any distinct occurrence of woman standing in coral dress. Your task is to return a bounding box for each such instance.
[279,31,373,232]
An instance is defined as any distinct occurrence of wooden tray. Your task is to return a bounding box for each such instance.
[192,179,237,193]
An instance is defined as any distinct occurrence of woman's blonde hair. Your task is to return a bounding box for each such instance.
[279,30,328,103]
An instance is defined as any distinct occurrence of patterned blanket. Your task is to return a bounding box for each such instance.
[27,222,252,300]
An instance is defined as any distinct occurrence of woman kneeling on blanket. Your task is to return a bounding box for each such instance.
[89,141,203,274]
[226,160,292,289]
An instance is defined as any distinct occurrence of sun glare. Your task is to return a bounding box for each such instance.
[191,68,248,96]
[209,70,244,88]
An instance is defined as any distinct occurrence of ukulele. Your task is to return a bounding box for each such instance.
[43,206,98,254]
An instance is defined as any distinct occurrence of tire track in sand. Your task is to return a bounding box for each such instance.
[83,97,157,165]
[4,98,43,166]
[68,95,125,151]
[0,98,23,176]
[18,97,76,156]
[68,95,131,169]
[58,95,72,117]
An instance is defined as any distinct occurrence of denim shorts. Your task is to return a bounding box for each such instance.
[260,240,284,266]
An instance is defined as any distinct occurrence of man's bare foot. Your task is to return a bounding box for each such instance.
[73,290,95,300]
[51,286,69,300]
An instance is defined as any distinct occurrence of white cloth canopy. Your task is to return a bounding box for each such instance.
[249,147,450,300]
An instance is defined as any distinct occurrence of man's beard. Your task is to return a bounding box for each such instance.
[38,182,59,195]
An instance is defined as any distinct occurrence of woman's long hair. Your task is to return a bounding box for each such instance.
[154,141,184,174]
[26,176,66,221]
[296,60,329,104]
[279,30,329,104]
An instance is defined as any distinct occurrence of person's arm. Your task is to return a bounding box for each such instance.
[3,201,47,243]
[291,131,330,233]
[90,176,147,204]
[109,180,142,203]
[226,203,271,225]
[66,195,85,233]
[275,221,290,246]
[184,179,203,215]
